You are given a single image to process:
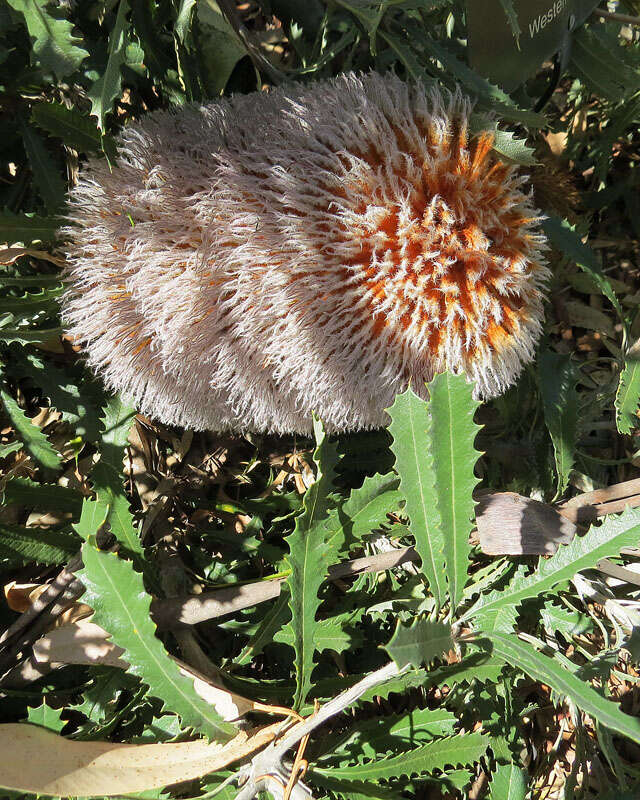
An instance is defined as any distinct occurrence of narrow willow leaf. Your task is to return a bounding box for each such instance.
[466,507,640,626]
[283,416,340,709]
[3,476,83,517]
[0,523,78,565]
[385,618,454,669]
[20,123,66,213]
[538,350,577,496]
[482,633,640,743]
[6,0,89,78]
[541,217,624,321]
[0,387,60,470]
[313,732,489,781]
[78,540,236,741]
[88,0,130,130]
[426,372,481,609]
[616,341,640,434]
[488,761,527,800]
[92,395,141,554]
[0,211,60,245]
[32,102,103,152]
[388,386,446,607]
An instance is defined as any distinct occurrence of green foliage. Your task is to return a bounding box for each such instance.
[78,532,236,741]
[1,3,640,797]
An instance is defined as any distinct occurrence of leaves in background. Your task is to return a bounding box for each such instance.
[616,338,640,434]
[31,102,108,155]
[0,385,60,470]
[19,122,65,213]
[88,0,131,130]
[0,211,60,245]
[6,0,88,78]
[538,350,578,497]
[0,522,78,566]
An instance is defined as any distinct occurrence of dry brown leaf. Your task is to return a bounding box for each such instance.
[0,721,281,796]
[0,248,64,267]
[4,581,50,612]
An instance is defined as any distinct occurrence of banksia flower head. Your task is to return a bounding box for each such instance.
[62,72,549,434]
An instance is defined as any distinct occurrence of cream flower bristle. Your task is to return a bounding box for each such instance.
[61,72,549,434]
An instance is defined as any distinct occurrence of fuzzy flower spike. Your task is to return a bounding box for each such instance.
[62,72,549,434]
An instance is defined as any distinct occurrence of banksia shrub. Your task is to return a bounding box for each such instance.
[62,72,549,434]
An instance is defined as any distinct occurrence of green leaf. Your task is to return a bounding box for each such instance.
[275,609,364,654]
[471,114,536,166]
[0,441,23,458]
[616,343,640,434]
[570,26,640,103]
[333,471,401,554]
[0,326,62,346]
[0,211,60,244]
[538,351,578,497]
[541,217,625,322]
[27,702,66,733]
[283,416,340,709]
[6,0,88,78]
[0,285,64,314]
[2,476,83,517]
[385,618,454,670]
[0,523,78,565]
[78,539,236,741]
[196,0,247,96]
[0,387,60,471]
[497,0,520,39]
[12,352,103,441]
[92,395,141,554]
[466,507,640,626]
[482,633,640,743]
[235,592,290,666]
[488,761,527,800]
[31,102,106,154]
[426,372,481,609]
[20,123,66,213]
[313,732,489,781]
[88,0,130,130]
[73,498,109,541]
[388,385,445,607]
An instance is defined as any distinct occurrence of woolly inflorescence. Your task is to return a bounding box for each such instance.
[62,72,549,435]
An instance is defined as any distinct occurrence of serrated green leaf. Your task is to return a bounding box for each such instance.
[275,609,364,654]
[313,732,489,782]
[6,0,88,78]
[235,592,290,666]
[465,507,640,626]
[0,441,22,458]
[283,416,340,709]
[385,618,454,669]
[570,26,640,103]
[616,344,640,434]
[31,102,106,154]
[0,386,60,470]
[538,351,578,497]
[92,395,141,554]
[2,476,83,517]
[333,471,401,554]
[309,773,404,800]
[0,326,62,346]
[481,633,640,743]
[0,523,78,565]
[20,122,66,214]
[471,114,536,166]
[1,285,64,313]
[497,0,520,39]
[88,0,130,130]
[27,702,66,733]
[0,211,60,245]
[488,761,527,800]
[78,539,235,741]
[541,217,625,322]
[388,386,446,607]
[73,498,109,540]
[426,372,481,610]
[540,601,593,640]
